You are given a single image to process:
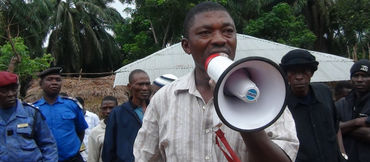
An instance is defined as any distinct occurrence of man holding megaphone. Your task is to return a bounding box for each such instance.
[133,2,299,162]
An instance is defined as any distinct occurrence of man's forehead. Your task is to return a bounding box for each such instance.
[44,74,61,78]
[132,73,150,82]
[191,10,234,27]
[101,100,116,106]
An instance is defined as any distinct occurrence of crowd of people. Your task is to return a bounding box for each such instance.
[0,1,369,162]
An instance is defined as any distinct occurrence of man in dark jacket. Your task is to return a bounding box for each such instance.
[280,49,345,162]
[335,59,370,162]
[102,69,151,162]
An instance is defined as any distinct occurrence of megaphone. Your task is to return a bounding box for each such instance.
[206,54,288,132]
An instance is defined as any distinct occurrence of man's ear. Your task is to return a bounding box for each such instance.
[127,83,132,91]
[181,38,191,55]
[39,79,43,86]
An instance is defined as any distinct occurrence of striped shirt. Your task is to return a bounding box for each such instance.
[134,71,299,162]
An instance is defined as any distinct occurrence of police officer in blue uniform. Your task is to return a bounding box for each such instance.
[34,67,88,162]
[0,71,58,161]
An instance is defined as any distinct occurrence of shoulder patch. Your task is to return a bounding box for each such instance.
[23,102,40,110]
[22,101,46,119]
[61,96,83,110]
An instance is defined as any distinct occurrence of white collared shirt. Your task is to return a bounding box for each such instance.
[134,71,299,162]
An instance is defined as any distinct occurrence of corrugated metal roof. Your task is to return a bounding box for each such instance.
[114,34,353,86]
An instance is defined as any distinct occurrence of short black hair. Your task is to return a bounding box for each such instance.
[128,69,148,84]
[75,96,84,106]
[334,81,352,97]
[183,1,229,38]
[102,96,118,106]
[59,92,68,97]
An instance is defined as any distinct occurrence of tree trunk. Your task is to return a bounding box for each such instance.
[149,20,158,44]
[367,43,370,60]
[6,25,21,73]
[161,16,172,48]
[353,44,358,61]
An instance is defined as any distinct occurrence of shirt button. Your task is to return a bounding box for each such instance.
[205,129,210,134]
[202,106,206,110]
[267,132,273,137]
[205,155,210,160]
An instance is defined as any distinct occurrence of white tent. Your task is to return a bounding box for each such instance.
[114,34,354,86]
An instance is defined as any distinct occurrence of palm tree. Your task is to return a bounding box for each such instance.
[47,0,123,73]
[0,0,52,59]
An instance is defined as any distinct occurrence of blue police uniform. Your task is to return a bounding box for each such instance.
[0,99,58,161]
[34,96,88,161]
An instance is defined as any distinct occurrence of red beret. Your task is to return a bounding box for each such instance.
[0,71,18,87]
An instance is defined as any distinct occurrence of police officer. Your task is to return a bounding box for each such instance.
[34,67,88,162]
[0,71,58,161]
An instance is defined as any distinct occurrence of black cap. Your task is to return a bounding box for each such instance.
[280,49,319,72]
[350,59,370,77]
[38,67,62,78]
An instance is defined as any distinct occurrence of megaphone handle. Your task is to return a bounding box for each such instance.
[215,129,241,162]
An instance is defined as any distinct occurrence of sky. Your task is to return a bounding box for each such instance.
[109,0,135,18]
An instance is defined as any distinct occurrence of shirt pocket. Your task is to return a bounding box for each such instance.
[58,111,76,130]
[16,127,37,151]
[62,112,76,120]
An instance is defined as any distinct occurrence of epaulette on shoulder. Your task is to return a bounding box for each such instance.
[22,102,40,110]
[61,96,83,110]
[23,101,46,119]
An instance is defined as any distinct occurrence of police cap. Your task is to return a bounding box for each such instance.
[38,67,62,79]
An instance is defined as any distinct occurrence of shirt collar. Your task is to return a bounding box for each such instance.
[38,95,64,105]
[288,85,317,108]
[174,70,202,98]
[128,97,149,109]
[15,99,27,118]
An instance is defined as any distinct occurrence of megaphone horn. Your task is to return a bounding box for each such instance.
[205,54,288,132]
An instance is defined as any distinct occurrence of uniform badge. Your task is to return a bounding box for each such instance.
[17,123,29,128]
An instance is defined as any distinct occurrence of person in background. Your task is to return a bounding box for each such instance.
[76,96,100,162]
[280,49,345,162]
[335,59,370,162]
[0,71,58,161]
[334,81,352,101]
[151,74,178,97]
[134,2,298,162]
[88,96,118,162]
[34,67,88,162]
[102,69,151,162]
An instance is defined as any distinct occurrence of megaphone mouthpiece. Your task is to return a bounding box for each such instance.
[225,69,260,103]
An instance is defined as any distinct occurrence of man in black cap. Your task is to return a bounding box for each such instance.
[33,67,88,162]
[335,59,370,162]
[280,49,345,162]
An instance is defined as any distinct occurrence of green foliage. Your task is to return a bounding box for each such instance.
[0,37,53,98]
[330,0,369,59]
[0,37,53,77]
[114,18,160,65]
[244,3,316,49]
[0,0,53,58]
